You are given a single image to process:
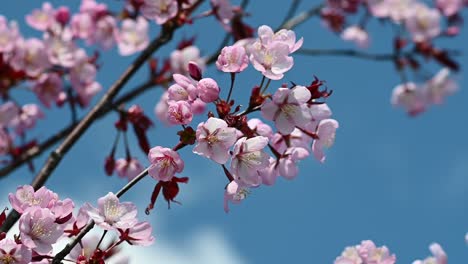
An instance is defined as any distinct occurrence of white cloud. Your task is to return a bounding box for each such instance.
[124,227,247,264]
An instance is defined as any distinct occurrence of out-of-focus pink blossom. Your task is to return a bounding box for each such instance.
[8,185,58,213]
[71,13,94,39]
[118,221,155,246]
[19,207,64,254]
[197,78,220,103]
[366,0,392,18]
[189,98,206,115]
[117,17,149,56]
[93,15,117,49]
[261,85,312,134]
[0,16,20,53]
[148,146,184,181]
[141,0,178,25]
[83,192,138,230]
[231,136,270,186]
[154,92,171,124]
[312,119,339,163]
[405,4,441,42]
[32,73,63,108]
[76,81,102,107]
[10,38,50,77]
[388,0,416,23]
[69,49,97,89]
[423,68,457,104]
[170,46,206,76]
[335,240,396,264]
[0,129,11,155]
[247,118,273,139]
[0,238,32,264]
[211,0,235,25]
[341,26,370,48]
[167,100,193,125]
[412,243,447,264]
[115,158,144,181]
[193,117,237,164]
[258,157,279,186]
[224,180,249,213]
[26,2,55,31]
[391,82,426,116]
[0,101,19,126]
[436,0,463,16]
[278,147,309,179]
[9,104,44,135]
[44,32,77,67]
[216,45,249,73]
[55,6,70,26]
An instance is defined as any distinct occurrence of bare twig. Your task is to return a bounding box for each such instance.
[297,48,397,61]
[281,3,324,30]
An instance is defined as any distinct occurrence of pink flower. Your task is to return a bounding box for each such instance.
[93,15,117,49]
[83,192,138,230]
[197,78,220,103]
[64,207,90,237]
[335,240,396,264]
[312,119,339,163]
[26,2,55,31]
[10,38,50,77]
[8,185,58,213]
[211,0,235,25]
[387,0,416,23]
[154,92,171,124]
[278,147,309,179]
[44,32,77,67]
[216,45,249,73]
[231,136,270,186]
[258,157,279,186]
[170,46,205,76]
[257,25,303,53]
[167,100,193,125]
[69,49,97,89]
[0,101,20,126]
[391,82,426,116]
[148,146,184,181]
[9,104,44,135]
[366,0,392,18]
[118,221,155,246]
[19,207,64,254]
[32,73,63,108]
[423,68,457,104]
[413,243,447,264]
[223,180,249,213]
[341,26,370,48]
[0,16,20,53]
[436,0,463,16]
[193,117,237,164]
[167,74,198,102]
[51,198,75,223]
[189,98,206,115]
[405,4,441,42]
[307,103,333,131]
[115,158,144,181]
[0,239,32,264]
[71,13,94,39]
[117,17,149,56]
[249,41,293,80]
[141,0,178,25]
[76,82,102,107]
[261,85,312,135]
[247,118,273,139]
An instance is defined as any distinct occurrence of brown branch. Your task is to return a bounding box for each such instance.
[297,48,397,61]
[0,23,177,233]
[281,3,324,30]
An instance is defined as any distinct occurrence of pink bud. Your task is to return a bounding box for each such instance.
[55,6,70,25]
[197,78,220,103]
[188,61,202,81]
[167,101,193,125]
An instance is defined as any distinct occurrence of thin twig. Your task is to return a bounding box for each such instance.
[281,3,324,30]
[279,0,301,28]
[297,48,397,61]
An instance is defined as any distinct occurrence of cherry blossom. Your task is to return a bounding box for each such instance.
[118,221,155,246]
[423,68,457,105]
[261,85,312,135]
[141,0,178,25]
[258,157,279,186]
[19,207,64,254]
[405,4,441,42]
[167,74,198,102]
[0,129,11,155]
[224,180,249,213]
[44,32,77,68]
[0,238,32,264]
[391,82,426,116]
[83,192,138,230]
[335,240,396,264]
[0,101,19,126]
[0,16,19,53]
[10,38,50,77]
[8,104,44,135]
[170,45,205,76]
[32,73,63,108]
[8,185,58,213]
[92,15,117,49]
[211,0,235,25]
[148,146,184,181]
[278,147,310,179]
[167,100,193,125]
[231,136,270,186]
[117,17,149,56]
[312,119,339,163]
[115,158,144,181]
[257,25,303,53]
[341,25,370,48]
[249,41,293,80]
[216,45,249,73]
[436,0,463,17]
[25,2,55,31]
[70,12,94,39]
[412,243,447,264]
[193,117,237,164]
[196,78,220,103]
[247,118,273,139]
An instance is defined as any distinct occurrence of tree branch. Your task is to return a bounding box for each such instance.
[281,3,324,30]
[297,48,397,61]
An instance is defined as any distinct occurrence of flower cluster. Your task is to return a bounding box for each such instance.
[334,240,396,264]
[1,185,153,263]
[412,243,447,264]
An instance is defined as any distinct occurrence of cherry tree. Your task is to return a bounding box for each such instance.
[0,0,466,263]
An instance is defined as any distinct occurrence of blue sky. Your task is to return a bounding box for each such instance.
[1,0,468,263]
